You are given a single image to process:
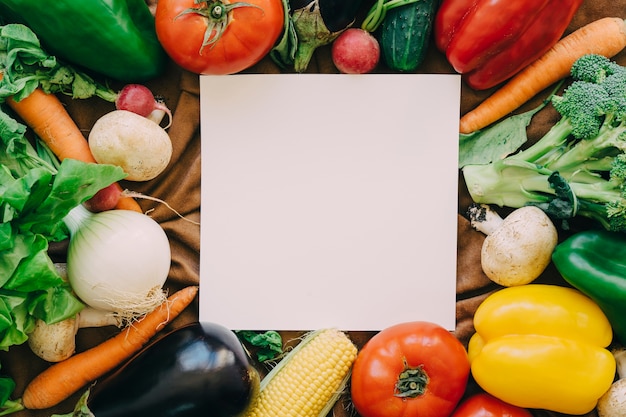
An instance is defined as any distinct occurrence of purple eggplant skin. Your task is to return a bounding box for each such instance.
[86,322,260,417]
[289,0,363,32]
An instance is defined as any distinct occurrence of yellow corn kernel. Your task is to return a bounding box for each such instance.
[244,328,358,417]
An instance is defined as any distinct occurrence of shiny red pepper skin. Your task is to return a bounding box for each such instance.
[434,0,583,90]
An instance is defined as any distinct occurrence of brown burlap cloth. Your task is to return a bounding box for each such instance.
[2,1,623,415]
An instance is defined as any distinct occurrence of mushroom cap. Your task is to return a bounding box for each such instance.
[481,206,558,286]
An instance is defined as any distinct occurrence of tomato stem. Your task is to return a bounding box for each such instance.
[175,1,262,52]
[394,358,429,398]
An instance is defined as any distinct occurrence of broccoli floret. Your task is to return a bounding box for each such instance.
[463,54,626,232]
[551,81,610,139]
[570,54,623,83]
[610,153,626,182]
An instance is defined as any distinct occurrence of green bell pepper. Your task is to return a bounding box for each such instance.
[0,0,167,82]
[552,229,626,345]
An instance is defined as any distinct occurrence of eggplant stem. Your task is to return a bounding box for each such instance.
[361,0,422,32]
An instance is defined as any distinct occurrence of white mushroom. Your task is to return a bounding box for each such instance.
[27,263,121,362]
[28,308,120,362]
[467,203,558,286]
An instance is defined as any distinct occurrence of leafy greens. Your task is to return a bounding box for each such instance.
[0,23,126,411]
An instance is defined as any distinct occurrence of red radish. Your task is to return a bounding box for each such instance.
[332,28,380,74]
[115,84,173,128]
[84,183,122,213]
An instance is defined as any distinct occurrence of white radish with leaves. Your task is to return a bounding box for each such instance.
[89,110,172,181]
[63,204,171,320]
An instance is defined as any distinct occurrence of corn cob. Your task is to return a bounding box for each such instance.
[244,328,358,417]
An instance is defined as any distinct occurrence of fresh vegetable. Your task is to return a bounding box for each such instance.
[244,328,357,417]
[459,17,626,134]
[89,110,173,182]
[0,109,131,413]
[598,348,626,417]
[5,84,141,212]
[20,286,198,410]
[82,184,124,213]
[27,263,120,363]
[0,0,167,82]
[458,85,557,168]
[63,204,171,317]
[362,0,438,72]
[236,330,284,362]
[435,0,583,90]
[28,307,120,363]
[552,229,626,345]
[467,204,557,286]
[462,54,626,232]
[468,284,615,415]
[287,0,364,72]
[115,84,173,129]
[155,0,284,75]
[350,321,469,417]
[0,24,118,102]
[59,321,260,417]
[451,392,533,417]
[331,28,380,74]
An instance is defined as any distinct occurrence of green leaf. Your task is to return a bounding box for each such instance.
[459,108,536,168]
[51,389,92,417]
[0,377,15,407]
[17,159,126,240]
[0,23,117,103]
[5,234,62,292]
[32,285,84,325]
[236,330,283,362]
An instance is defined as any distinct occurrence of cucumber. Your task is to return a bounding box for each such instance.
[379,0,439,72]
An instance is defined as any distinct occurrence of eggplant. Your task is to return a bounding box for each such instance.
[83,322,260,417]
[288,0,364,72]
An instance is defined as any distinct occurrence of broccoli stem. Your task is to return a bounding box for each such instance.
[463,160,555,208]
[461,54,626,232]
[509,117,572,165]
[549,125,626,172]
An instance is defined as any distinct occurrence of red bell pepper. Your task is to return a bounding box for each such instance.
[434,0,583,90]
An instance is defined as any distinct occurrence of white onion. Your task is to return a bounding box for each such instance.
[63,204,171,317]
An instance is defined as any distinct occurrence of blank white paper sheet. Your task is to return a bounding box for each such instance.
[199,73,460,331]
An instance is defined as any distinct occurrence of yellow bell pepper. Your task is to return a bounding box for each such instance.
[468,284,616,415]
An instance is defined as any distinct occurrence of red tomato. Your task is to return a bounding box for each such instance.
[351,321,470,417]
[155,0,284,75]
[451,393,534,417]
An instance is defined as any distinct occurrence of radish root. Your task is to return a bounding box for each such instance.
[122,189,200,225]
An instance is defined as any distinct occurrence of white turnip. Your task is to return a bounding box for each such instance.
[89,110,173,182]
[331,28,380,74]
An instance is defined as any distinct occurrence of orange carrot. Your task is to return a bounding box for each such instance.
[21,285,199,410]
[5,85,142,212]
[460,17,626,134]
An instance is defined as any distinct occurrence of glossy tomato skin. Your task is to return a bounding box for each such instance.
[351,321,470,417]
[451,393,534,417]
[155,0,284,75]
